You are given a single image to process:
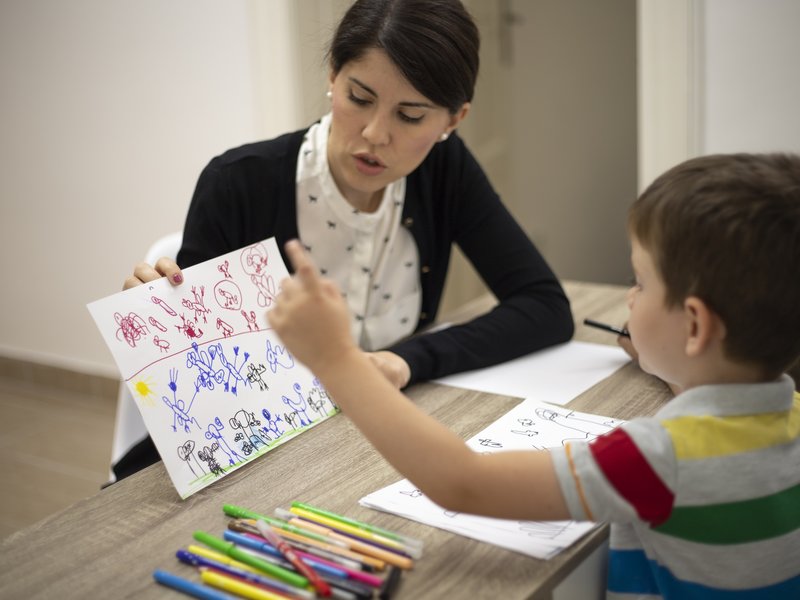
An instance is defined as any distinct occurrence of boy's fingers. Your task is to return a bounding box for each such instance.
[285,240,320,288]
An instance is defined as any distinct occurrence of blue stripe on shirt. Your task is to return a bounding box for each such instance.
[608,549,800,599]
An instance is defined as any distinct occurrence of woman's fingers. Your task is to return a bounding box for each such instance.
[122,258,184,291]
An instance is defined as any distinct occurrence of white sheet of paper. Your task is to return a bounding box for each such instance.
[360,398,624,559]
[435,340,629,405]
[88,238,337,498]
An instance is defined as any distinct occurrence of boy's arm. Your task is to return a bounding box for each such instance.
[268,241,571,522]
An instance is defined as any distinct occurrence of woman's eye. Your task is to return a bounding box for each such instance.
[398,111,423,124]
[348,92,370,106]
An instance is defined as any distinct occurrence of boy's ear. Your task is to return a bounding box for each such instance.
[684,296,726,357]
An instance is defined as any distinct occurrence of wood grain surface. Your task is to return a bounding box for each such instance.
[0,281,671,599]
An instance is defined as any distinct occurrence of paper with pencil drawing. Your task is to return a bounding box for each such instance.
[88,237,337,498]
[360,398,624,559]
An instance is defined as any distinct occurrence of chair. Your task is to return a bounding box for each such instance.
[108,231,183,482]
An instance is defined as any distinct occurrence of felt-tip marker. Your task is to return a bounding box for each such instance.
[583,318,630,337]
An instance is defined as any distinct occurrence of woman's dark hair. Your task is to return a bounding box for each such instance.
[328,0,479,114]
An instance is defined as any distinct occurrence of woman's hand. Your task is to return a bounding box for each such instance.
[366,351,411,389]
[122,257,184,290]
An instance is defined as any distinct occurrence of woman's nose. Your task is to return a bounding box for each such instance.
[362,112,391,146]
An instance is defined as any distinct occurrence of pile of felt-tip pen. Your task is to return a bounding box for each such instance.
[153,501,424,600]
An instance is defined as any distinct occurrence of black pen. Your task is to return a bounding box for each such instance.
[583,318,630,338]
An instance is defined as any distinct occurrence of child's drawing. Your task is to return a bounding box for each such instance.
[88,237,337,498]
[360,398,623,559]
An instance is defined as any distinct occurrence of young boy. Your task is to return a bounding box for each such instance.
[268,153,800,598]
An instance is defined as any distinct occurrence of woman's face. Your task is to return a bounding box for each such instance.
[327,48,467,212]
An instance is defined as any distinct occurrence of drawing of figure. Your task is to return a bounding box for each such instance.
[229,409,268,452]
[265,339,294,373]
[216,317,234,338]
[114,311,149,347]
[477,438,503,448]
[519,521,573,540]
[307,378,335,416]
[197,442,224,476]
[214,280,242,310]
[148,316,168,332]
[283,411,301,430]
[162,369,200,433]
[177,440,206,478]
[260,408,284,441]
[282,382,312,427]
[399,488,424,499]
[181,285,212,323]
[217,259,232,279]
[241,309,259,332]
[534,407,619,444]
[175,313,203,340]
[151,295,177,316]
[214,343,250,395]
[153,336,170,353]
[240,243,277,307]
[185,342,224,390]
[247,362,269,391]
[205,417,242,466]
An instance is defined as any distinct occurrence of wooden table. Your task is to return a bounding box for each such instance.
[0,281,671,599]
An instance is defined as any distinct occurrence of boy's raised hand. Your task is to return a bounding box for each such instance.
[268,240,357,375]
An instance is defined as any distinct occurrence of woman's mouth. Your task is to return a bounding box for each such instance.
[354,153,386,176]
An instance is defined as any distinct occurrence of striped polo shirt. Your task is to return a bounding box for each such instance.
[551,375,800,598]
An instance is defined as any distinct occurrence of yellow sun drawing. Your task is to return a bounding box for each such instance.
[132,377,158,407]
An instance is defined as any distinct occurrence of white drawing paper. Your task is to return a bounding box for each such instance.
[88,237,337,498]
[360,398,624,559]
[435,341,630,405]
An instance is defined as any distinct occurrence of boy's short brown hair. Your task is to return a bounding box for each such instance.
[628,153,800,376]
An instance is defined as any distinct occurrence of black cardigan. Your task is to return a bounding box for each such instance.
[178,127,574,386]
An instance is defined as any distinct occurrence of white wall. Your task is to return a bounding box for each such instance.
[699,0,800,154]
[638,0,800,192]
[0,0,307,377]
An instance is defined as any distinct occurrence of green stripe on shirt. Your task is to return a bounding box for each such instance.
[655,482,800,543]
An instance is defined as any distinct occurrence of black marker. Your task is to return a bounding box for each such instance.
[583,318,630,338]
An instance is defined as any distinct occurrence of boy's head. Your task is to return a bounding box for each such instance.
[628,153,800,379]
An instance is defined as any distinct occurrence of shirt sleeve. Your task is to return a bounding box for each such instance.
[550,420,677,525]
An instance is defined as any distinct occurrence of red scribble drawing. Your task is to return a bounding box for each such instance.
[241,309,259,332]
[148,316,168,332]
[213,280,242,311]
[240,243,277,307]
[181,285,211,323]
[216,317,234,338]
[175,314,203,340]
[241,243,269,275]
[217,259,232,279]
[152,295,177,316]
[153,336,170,353]
[115,312,149,348]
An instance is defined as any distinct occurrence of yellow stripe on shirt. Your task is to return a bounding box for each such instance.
[663,392,800,460]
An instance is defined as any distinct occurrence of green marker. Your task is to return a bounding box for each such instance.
[291,502,424,550]
[192,530,308,589]
[222,504,347,548]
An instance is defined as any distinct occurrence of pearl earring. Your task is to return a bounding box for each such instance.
[440,132,449,142]
[326,90,333,99]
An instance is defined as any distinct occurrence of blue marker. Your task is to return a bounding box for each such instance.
[153,569,235,600]
[222,530,349,579]
[175,549,315,600]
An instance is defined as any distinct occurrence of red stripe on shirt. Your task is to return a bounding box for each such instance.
[589,428,674,525]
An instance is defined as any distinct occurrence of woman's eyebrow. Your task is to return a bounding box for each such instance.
[348,76,435,109]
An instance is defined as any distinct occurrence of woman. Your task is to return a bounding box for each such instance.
[117,0,573,478]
